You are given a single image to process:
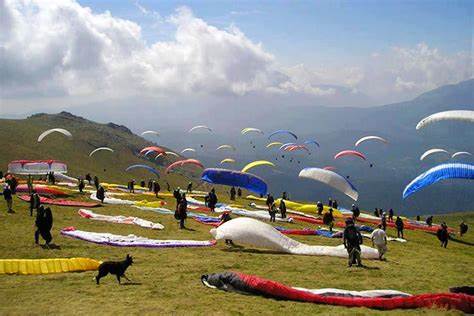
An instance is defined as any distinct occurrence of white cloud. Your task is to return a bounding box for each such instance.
[0,0,471,107]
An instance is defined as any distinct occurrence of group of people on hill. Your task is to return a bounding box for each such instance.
[265,193,288,222]
[229,186,242,201]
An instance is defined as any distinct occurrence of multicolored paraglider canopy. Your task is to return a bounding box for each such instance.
[8,160,68,175]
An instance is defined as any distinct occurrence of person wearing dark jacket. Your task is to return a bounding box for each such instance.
[96,186,106,203]
[3,184,14,213]
[208,189,218,213]
[230,187,236,201]
[177,194,188,229]
[332,200,338,210]
[351,204,360,219]
[437,223,449,248]
[460,221,468,237]
[41,207,53,246]
[266,194,274,210]
[269,203,277,222]
[328,198,333,208]
[343,218,363,267]
[35,206,45,244]
[282,191,288,200]
[153,181,160,198]
[93,176,99,190]
[78,179,85,193]
[29,191,41,216]
[237,188,242,198]
[148,180,153,192]
[381,214,387,231]
[323,209,335,232]
[317,201,324,216]
[426,216,433,227]
[85,173,92,185]
[388,208,394,222]
[173,188,182,211]
[395,216,404,238]
[279,199,287,219]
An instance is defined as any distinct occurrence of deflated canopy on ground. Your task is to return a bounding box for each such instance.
[8,160,68,175]
[165,159,204,174]
[355,136,388,147]
[0,258,101,275]
[125,164,160,178]
[89,147,114,157]
[241,160,275,173]
[37,128,72,142]
[268,130,298,140]
[403,163,474,199]
[420,148,450,161]
[416,110,474,130]
[299,167,359,201]
[201,168,268,195]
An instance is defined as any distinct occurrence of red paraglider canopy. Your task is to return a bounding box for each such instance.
[165,159,204,174]
[334,150,366,161]
[139,146,165,156]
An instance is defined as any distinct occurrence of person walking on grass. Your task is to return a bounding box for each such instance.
[269,203,277,222]
[177,194,188,229]
[437,222,449,248]
[371,224,387,260]
[3,184,14,213]
[78,178,85,193]
[153,181,160,198]
[395,216,404,239]
[343,218,363,267]
[323,208,335,232]
[29,190,41,216]
[460,221,468,237]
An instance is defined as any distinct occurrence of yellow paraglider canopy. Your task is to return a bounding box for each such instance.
[220,158,236,164]
[0,258,101,275]
[266,142,283,148]
[241,160,275,173]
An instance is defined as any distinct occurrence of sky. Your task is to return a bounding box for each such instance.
[0,0,472,117]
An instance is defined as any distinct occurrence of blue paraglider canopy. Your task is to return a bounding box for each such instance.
[403,163,474,199]
[201,168,268,195]
[125,164,160,178]
[303,140,320,147]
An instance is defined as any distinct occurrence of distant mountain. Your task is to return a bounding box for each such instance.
[0,111,194,188]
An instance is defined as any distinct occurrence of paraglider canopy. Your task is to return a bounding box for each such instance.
[188,125,212,133]
[452,151,472,159]
[298,167,359,201]
[125,164,160,178]
[165,159,204,174]
[355,136,388,147]
[416,110,474,130]
[220,158,236,164]
[201,168,268,195]
[8,160,68,175]
[181,148,196,154]
[241,160,275,173]
[403,163,474,199]
[334,150,367,161]
[140,146,165,155]
[216,144,236,151]
[89,147,114,157]
[141,130,160,136]
[419,148,450,161]
[303,140,320,147]
[37,128,72,142]
[266,142,283,148]
[268,130,298,140]
[241,128,264,135]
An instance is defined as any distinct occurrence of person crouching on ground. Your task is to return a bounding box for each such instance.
[371,224,387,260]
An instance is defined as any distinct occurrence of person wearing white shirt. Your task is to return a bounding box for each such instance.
[371,224,387,260]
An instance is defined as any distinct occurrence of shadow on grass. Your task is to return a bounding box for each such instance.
[41,244,61,250]
[121,282,142,286]
[448,238,474,246]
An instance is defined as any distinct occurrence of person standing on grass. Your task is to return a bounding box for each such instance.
[323,208,335,232]
[317,201,324,216]
[96,185,106,203]
[93,176,99,190]
[208,188,218,213]
[153,181,160,198]
[332,199,338,210]
[177,194,188,229]
[395,216,404,239]
[388,208,394,222]
[343,218,363,267]
[279,198,287,219]
[437,222,449,248]
[381,213,387,231]
[85,173,92,185]
[29,190,41,216]
[35,206,45,244]
[371,224,387,260]
[237,188,242,198]
[460,221,468,237]
[78,178,85,193]
[230,187,236,201]
[266,193,274,211]
[3,184,14,213]
[41,207,53,247]
[269,203,277,222]
[351,204,360,219]
[426,216,433,227]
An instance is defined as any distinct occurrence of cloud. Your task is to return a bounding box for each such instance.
[0,0,471,107]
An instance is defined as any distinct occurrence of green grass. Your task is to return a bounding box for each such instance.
[0,187,472,315]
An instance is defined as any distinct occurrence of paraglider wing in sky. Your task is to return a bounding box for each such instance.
[268,130,298,140]
[165,151,179,157]
[188,125,212,133]
[89,147,114,157]
[403,163,474,199]
[201,168,268,195]
[451,151,472,159]
[139,146,165,155]
[334,150,367,161]
[241,128,264,135]
[419,148,450,161]
[241,160,275,173]
[304,140,320,147]
[298,167,359,201]
[141,130,160,136]
[355,136,388,147]
[279,142,297,150]
[266,142,283,148]
[416,110,474,130]
[220,158,236,164]
[181,148,196,154]
[37,128,72,142]
[216,144,236,151]
[165,159,204,174]
[125,164,160,178]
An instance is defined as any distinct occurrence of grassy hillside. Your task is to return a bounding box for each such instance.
[0,187,472,315]
[0,111,199,189]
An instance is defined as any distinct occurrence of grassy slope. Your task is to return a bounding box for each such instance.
[0,187,472,315]
[0,112,198,189]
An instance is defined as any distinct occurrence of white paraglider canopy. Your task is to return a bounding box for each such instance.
[8,160,68,175]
